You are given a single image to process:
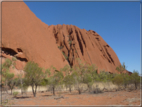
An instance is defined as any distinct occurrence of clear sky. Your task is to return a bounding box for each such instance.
[24,1,140,74]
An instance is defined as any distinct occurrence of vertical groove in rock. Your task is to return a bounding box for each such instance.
[75,30,84,56]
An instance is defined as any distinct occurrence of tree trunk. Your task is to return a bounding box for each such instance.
[39,86,40,92]
[53,86,55,96]
[34,85,37,97]
[69,86,71,93]
[20,77,23,95]
[87,84,90,92]
[32,85,36,97]
[21,88,22,95]
[124,84,127,89]
[79,90,81,94]
[78,88,81,94]
[6,81,8,94]
[11,88,12,95]
[4,86,7,94]
[135,83,137,90]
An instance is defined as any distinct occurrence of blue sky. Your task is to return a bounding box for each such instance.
[24,1,140,74]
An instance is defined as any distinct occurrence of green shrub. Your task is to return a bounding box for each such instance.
[68,40,72,45]
[62,52,68,60]
[58,46,63,49]
[12,57,17,61]
[112,74,124,87]
[130,70,140,89]
[13,92,19,98]
[121,73,131,89]
[40,78,48,86]
[63,75,74,92]
[83,73,93,92]
[116,62,126,74]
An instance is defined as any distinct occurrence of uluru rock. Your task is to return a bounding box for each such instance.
[1,1,69,70]
[1,2,127,74]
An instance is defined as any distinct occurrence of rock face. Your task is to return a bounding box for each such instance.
[1,2,126,73]
[2,2,69,70]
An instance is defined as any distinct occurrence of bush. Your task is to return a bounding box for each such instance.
[98,71,113,82]
[121,73,131,89]
[13,92,19,98]
[130,70,140,90]
[12,57,17,61]
[83,73,93,92]
[112,74,124,88]
[116,62,126,73]
[22,84,28,95]
[58,46,63,49]
[68,40,72,45]
[62,52,68,60]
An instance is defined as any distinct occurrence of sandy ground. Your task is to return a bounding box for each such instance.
[1,88,141,106]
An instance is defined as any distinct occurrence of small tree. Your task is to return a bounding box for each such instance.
[99,70,113,82]
[116,62,126,74]
[24,61,45,97]
[71,66,84,95]
[2,72,14,94]
[1,58,14,94]
[72,71,82,94]
[60,65,71,76]
[72,59,95,94]
[38,68,50,92]
[8,78,18,95]
[60,65,75,92]
[112,74,124,90]
[63,75,75,93]
[48,66,64,96]
[130,70,140,90]
[121,73,131,89]
[83,73,93,92]
[17,70,24,95]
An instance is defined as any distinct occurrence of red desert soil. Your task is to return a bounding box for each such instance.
[1,1,131,74]
[3,90,141,106]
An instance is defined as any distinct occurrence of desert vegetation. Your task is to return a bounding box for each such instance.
[0,58,141,105]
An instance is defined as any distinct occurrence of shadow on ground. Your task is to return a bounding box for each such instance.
[41,95,52,97]
[15,96,32,99]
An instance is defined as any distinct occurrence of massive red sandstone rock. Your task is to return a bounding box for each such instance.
[1,2,69,71]
[1,2,128,74]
